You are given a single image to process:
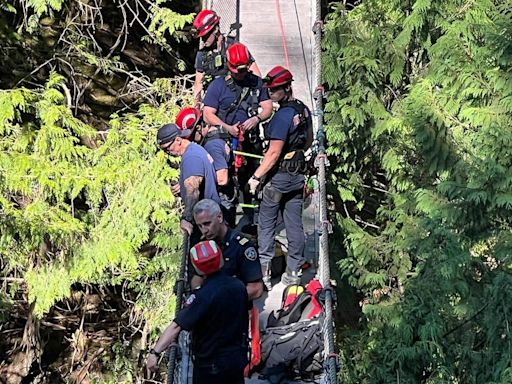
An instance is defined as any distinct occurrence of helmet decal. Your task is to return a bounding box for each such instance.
[193,10,220,38]
[263,65,294,88]
[176,107,201,132]
[190,240,223,276]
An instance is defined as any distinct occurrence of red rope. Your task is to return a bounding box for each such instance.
[274,0,291,68]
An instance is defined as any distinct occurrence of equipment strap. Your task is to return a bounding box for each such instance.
[221,74,259,124]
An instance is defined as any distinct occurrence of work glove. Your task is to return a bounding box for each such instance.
[248,176,261,195]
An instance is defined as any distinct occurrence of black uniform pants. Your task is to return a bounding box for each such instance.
[193,353,246,384]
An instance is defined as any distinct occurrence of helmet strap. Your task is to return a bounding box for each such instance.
[215,28,222,42]
[279,87,293,104]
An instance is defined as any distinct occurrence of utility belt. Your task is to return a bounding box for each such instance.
[278,150,307,174]
[203,126,231,144]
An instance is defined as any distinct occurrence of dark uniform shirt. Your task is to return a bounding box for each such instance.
[203,138,229,172]
[203,73,269,125]
[174,271,249,361]
[264,103,311,193]
[220,228,263,284]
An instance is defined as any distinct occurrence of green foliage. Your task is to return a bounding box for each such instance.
[93,342,136,384]
[0,72,184,318]
[324,0,512,382]
[0,0,198,382]
[146,3,195,71]
[25,0,63,16]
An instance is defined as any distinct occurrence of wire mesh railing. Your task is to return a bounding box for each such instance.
[204,0,241,40]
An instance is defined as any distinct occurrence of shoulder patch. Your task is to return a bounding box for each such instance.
[239,237,249,246]
[244,246,257,261]
[185,293,196,307]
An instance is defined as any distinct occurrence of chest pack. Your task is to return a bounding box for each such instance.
[200,35,234,88]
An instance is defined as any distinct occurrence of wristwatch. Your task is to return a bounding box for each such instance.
[251,175,261,181]
[255,115,262,122]
[149,348,161,357]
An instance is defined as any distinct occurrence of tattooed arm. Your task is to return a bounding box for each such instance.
[180,175,203,235]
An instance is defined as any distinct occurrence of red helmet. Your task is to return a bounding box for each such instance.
[176,107,201,131]
[190,240,224,276]
[193,10,220,38]
[226,43,251,73]
[263,66,293,88]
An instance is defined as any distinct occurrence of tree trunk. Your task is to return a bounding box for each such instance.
[1,303,42,384]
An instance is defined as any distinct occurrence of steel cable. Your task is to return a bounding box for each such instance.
[312,0,339,382]
[167,233,190,384]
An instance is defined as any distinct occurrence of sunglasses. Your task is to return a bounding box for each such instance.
[200,25,218,41]
[160,140,175,153]
[230,65,248,74]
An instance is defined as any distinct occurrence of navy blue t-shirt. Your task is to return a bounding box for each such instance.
[264,104,309,193]
[203,138,229,171]
[221,229,262,284]
[179,143,221,203]
[174,271,249,361]
[203,73,269,125]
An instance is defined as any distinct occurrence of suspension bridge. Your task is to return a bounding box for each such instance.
[167,1,337,383]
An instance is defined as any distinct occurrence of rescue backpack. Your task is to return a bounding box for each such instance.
[259,318,324,383]
[266,279,323,328]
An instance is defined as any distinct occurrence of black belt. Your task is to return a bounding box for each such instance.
[204,126,230,141]
[278,150,307,174]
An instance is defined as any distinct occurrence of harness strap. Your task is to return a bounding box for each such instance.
[221,74,259,124]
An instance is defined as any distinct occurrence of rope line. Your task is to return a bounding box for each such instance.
[293,0,314,108]
[312,0,339,381]
[274,0,291,68]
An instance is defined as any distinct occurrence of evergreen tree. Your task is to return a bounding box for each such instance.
[323,0,512,382]
[0,0,199,382]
